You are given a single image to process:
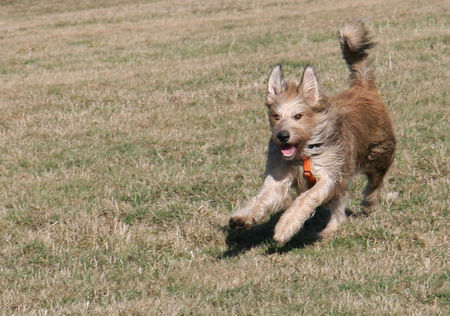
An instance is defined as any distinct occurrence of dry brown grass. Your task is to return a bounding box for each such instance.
[0,0,448,314]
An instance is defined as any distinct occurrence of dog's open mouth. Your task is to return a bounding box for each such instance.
[280,144,297,159]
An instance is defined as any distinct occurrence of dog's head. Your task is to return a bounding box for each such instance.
[265,64,323,160]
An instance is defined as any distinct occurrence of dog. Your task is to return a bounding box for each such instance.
[229,20,396,243]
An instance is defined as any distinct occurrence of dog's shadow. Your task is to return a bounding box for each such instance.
[220,206,326,257]
[220,207,357,257]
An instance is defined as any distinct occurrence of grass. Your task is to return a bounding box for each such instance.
[0,0,448,314]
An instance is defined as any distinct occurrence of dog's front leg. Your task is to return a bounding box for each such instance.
[229,173,292,230]
[273,175,335,243]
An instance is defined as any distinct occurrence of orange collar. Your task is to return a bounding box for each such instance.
[303,158,316,184]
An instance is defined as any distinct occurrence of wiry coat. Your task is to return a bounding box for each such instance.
[230,20,396,242]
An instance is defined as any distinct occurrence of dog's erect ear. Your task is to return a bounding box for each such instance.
[299,65,319,106]
[267,64,286,97]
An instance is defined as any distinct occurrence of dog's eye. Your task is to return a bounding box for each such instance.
[272,113,281,121]
[293,113,303,120]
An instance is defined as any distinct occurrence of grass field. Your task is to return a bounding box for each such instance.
[0,0,448,314]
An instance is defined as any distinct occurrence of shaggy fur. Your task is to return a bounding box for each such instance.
[229,20,396,243]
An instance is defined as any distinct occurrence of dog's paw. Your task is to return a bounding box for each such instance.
[273,228,295,243]
[229,206,258,230]
[273,209,303,243]
[229,215,253,230]
[273,221,296,243]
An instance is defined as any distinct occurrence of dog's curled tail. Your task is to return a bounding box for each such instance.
[338,20,376,89]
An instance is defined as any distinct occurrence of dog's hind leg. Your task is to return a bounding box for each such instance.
[361,140,395,215]
[360,171,386,215]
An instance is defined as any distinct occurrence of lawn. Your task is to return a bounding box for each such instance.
[0,0,448,314]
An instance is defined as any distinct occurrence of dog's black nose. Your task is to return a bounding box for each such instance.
[277,131,290,143]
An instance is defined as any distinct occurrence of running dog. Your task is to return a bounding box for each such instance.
[229,20,396,243]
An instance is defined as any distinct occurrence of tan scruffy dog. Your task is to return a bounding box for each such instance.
[229,20,396,243]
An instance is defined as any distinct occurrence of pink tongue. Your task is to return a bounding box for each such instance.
[281,146,296,157]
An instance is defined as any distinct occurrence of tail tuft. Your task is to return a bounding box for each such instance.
[338,20,376,87]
